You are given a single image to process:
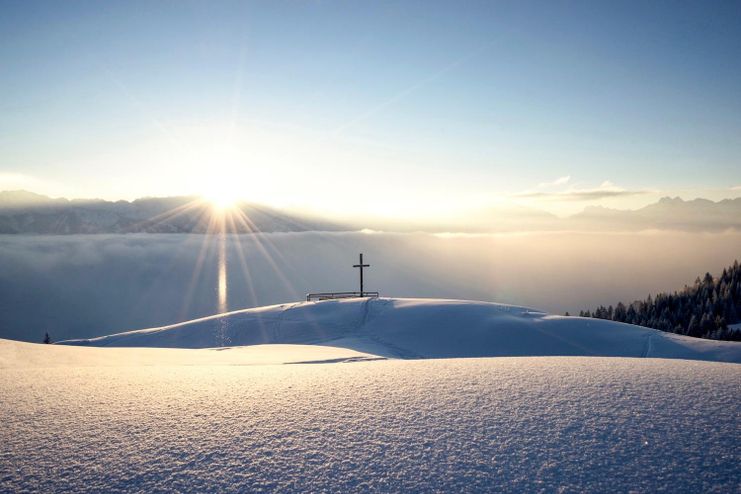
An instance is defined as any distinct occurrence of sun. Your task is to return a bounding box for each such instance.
[195,160,247,212]
[201,187,243,211]
[205,194,239,211]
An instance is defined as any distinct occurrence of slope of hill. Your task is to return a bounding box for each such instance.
[581,259,741,341]
[59,297,741,363]
[0,338,380,368]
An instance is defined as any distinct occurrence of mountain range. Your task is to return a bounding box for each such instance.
[1,190,740,233]
[569,196,741,231]
[0,190,341,234]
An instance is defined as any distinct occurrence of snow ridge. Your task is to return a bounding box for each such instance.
[59,297,741,363]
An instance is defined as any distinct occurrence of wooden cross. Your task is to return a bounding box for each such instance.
[353,253,370,297]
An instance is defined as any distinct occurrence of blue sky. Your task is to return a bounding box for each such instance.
[1,1,740,217]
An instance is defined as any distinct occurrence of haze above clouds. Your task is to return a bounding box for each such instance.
[2,231,740,342]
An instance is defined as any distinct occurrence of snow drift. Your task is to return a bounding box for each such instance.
[5,299,741,492]
[2,355,739,492]
[59,297,741,363]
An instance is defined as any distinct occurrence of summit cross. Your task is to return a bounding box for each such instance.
[353,253,370,297]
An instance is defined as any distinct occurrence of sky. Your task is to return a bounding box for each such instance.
[1,0,741,218]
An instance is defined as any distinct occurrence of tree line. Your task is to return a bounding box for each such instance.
[577,260,741,341]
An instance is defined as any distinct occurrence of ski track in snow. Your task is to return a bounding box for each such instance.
[643,333,654,358]
[353,298,424,359]
[1,357,739,493]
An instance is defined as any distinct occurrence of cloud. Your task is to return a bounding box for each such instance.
[732,185,741,191]
[518,189,647,201]
[515,179,647,201]
[2,231,738,343]
[537,176,571,188]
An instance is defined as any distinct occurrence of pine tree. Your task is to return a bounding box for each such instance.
[579,260,741,341]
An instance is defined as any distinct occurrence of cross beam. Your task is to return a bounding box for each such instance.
[352,253,370,297]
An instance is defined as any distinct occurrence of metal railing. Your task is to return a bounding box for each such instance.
[306,291,380,301]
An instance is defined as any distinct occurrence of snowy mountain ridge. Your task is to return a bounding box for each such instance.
[59,297,741,363]
[0,191,341,234]
[3,190,741,233]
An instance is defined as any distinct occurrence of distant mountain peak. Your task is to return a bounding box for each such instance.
[657,196,684,204]
[0,190,54,204]
[568,196,741,231]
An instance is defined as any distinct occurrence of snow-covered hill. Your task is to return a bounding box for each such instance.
[2,350,739,492]
[5,299,741,492]
[59,297,741,363]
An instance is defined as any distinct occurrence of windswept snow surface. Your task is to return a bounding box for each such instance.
[7,299,740,491]
[0,339,381,368]
[60,297,741,363]
[0,343,739,493]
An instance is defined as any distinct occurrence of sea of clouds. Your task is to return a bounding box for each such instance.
[2,231,740,342]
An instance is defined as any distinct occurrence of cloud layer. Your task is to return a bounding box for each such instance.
[1,231,740,342]
[516,180,648,201]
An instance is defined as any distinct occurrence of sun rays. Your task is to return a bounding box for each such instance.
[134,196,301,321]
[200,184,244,212]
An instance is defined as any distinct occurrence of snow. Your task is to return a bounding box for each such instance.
[0,338,382,369]
[59,297,741,363]
[1,347,739,492]
[3,298,740,491]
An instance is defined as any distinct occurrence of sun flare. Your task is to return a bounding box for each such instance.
[201,187,243,212]
[205,195,239,211]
